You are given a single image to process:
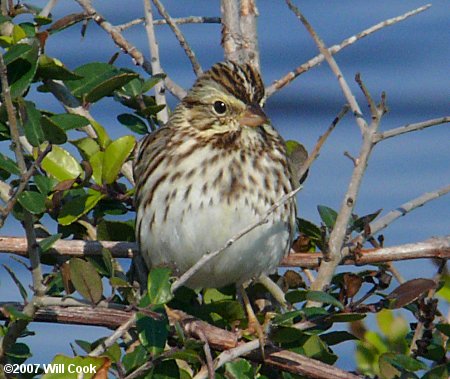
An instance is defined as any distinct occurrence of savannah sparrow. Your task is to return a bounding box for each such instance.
[134,61,296,289]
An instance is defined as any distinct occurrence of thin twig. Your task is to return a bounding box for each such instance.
[75,0,186,100]
[286,0,368,133]
[152,0,203,76]
[373,116,450,143]
[39,0,59,17]
[0,145,52,228]
[89,314,137,357]
[369,184,450,237]
[171,185,301,292]
[117,16,221,31]
[266,4,432,97]
[143,0,169,124]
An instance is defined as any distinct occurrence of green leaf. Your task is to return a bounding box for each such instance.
[148,267,173,305]
[119,77,143,97]
[37,54,82,80]
[436,323,450,337]
[75,339,92,354]
[2,305,32,321]
[12,25,26,43]
[4,41,39,99]
[50,113,90,131]
[152,359,179,379]
[102,135,135,184]
[225,359,254,379]
[122,344,148,373]
[350,209,382,233]
[41,355,107,379]
[89,151,104,185]
[72,137,100,160]
[422,364,448,379]
[320,331,357,346]
[90,119,111,149]
[42,145,83,181]
[17,190,47,214]
[69,258,103,304]
[303,334,337,364]
[329,313,366,323]
[272,310,304,326]
[117,113,148,135]
[34,174,56,195]
[22,100,45,147]
[0,152,20,175]
[58,189,104,225]
[3,265,28,301]
[39,233,62,253]
[389,355,427,371]
[6,342,31,360]
[65,62,138,103]
[141,74,165,93]
[297,218,322,241]
[317,205,338,229]
[305,290,344,310]
[137,307,168,357]
[285,289,307,304]
[97,219,135,242]
[41,115,68,144]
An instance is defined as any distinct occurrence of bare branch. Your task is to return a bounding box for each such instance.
[39,0,59,17]
[369,184,450,237]
[89,314,137,357]
[284,236,450,268]
[2,235,448,268]
[152,0,203,76]
[286,0,368,133]
[221,0,243,63]
[75,0,186,100]
[143,0,169,124]
[373,116,450,143]
[240,0,260,69]
[266,4,432,97]
[0,53,45,364]
[117,16,221,31]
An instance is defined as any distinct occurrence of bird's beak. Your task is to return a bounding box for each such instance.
[238,104,268,128]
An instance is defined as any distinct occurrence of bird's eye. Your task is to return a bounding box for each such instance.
[213,101,227,115]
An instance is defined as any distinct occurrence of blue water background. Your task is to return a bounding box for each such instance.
[1,0,449,372]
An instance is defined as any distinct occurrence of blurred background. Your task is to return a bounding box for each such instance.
[1,0,449,371]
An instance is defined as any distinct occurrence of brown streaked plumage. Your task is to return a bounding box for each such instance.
[134,61,296,289]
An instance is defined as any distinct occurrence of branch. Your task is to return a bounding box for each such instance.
[0,53,44,364]
[75,0,186,100]
[117,16,221,31]
[89,314,136,357]
[151,0,203,76]
[0,303,362,379]
[143,0,169,124]
[285,0,367,133]
[369,184,450,237]
[373,116,450,143]
[239,0,260,69]
[266,4,431,97]
[2,233,449,268]
[221,0,243,63]
[285,236,450,267]
[171,184,301,292]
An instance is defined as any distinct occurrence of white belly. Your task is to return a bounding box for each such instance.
[137,143,294,289]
